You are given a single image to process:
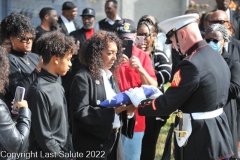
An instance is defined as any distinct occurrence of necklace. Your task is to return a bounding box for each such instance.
[19,57,30,66]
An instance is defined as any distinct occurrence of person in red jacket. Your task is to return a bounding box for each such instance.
[113,18,157,160]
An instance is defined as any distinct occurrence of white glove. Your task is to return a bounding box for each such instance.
[141,85,163,99]
[125,87,146,107]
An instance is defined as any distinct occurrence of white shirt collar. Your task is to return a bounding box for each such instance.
[60,15,76,34]
[105,15,121,25]
[226,9,230,21]
[100,69,120,128]
[61,15,72,23]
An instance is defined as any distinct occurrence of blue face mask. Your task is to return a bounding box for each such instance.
[209,41,221,52]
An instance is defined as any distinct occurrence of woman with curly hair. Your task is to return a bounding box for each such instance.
[26,31,76,159]
[0,13,43,109]
[70,30,135,160]
[0,46,31,158]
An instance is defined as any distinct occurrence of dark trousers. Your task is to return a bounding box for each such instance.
[76,130,118,160]
[140,116,168,160]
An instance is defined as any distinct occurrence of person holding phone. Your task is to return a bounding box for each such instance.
[113,19,158,160]
[136,16,172,160]
[0,13,43,111]
[0,46,31,158]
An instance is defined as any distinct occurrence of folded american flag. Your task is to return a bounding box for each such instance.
[100,88,154,108]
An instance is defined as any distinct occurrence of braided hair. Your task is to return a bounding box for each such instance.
[0,13,36,42]
[205,24,229,42]
[137,15,157,34]
[137,15,157,53]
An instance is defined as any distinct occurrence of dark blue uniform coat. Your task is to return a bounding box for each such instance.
[138,41,234,160]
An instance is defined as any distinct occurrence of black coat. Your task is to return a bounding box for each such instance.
[138,41,234,160]
[70,27,89,49]
[222,48,240,158]
[0,100,31,160]
[228,37,240,62]
[4,50,40,109]
[58,16,79,35]
[70,67,135,160]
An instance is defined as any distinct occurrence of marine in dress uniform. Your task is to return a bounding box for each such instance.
[126,14,234,160]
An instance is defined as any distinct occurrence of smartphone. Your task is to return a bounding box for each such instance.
[122,39,133,58]
[135,36,145,46]
[13,86,25,112]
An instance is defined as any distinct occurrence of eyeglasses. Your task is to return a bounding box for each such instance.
[205,38,223,43]
[209,20,228,24]
[137,33,151,38]
[17,36,34,43]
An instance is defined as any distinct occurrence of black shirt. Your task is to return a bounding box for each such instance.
[32,26,57,53]
[27,68,72,159]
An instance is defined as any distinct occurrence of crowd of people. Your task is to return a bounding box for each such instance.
[0,0,240,160]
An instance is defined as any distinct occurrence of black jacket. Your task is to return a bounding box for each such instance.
[98,18,120,32]
[0,100,31,160]
[70,67,135,158]
[228,37,240,62]
[58,16,79,35]
[27,69,73,160]
[70,27,89,49]
[222,48,240,158]
[138,41,233,160]
[4,50,40,109]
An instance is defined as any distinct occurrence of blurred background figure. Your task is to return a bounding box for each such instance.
[96,0,121,32]
[68,7,96,98]
[199,0,240,40]
[0,39,12,53]
[32,7,58,53]
[58,1,79,35]
[70,8,96,49]
[203,12,213,31]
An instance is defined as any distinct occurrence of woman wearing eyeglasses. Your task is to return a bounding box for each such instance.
[0,13,43,110]
[136,16,172,160]
[205,24,240,159]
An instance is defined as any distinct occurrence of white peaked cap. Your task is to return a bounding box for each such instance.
[158,13,199,44]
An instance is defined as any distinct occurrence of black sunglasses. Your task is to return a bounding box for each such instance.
[17,36,34,43]
[205,38,223,43]
[209,20,228,24]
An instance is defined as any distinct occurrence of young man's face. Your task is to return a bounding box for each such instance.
[48,10,58,28]
[56,50,72,76]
